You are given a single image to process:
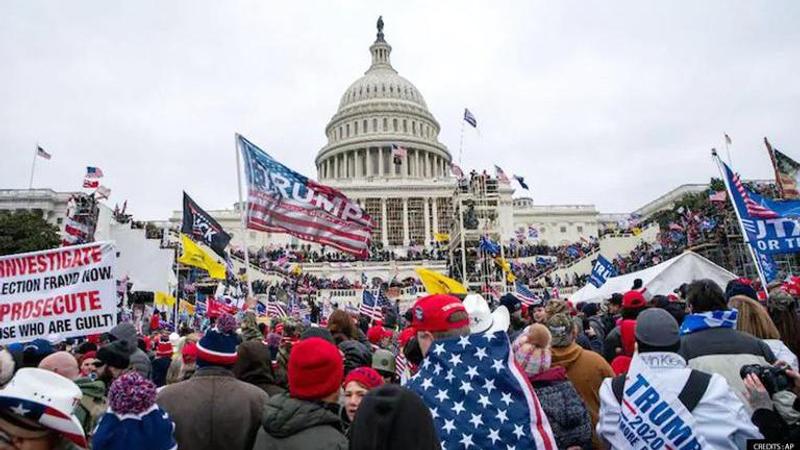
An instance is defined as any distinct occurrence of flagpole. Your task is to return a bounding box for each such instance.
[28,143,39,189]
[458,119,465,166]
[712,151,769,290]
[234,134,254,296]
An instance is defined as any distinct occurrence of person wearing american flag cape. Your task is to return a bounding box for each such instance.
[405,294,557,449]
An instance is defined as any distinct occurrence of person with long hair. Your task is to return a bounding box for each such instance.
[729,295,798,370]
[767,290,800,365]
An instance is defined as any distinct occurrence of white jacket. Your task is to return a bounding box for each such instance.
[597,352,762,450]
[765,339,799,370]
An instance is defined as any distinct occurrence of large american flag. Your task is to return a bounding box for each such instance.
[494,165,510,184]
[238,135,375,257]
[360,291,383,322]
[405,332,556,449]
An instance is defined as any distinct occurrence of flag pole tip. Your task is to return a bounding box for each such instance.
[711,148,718,157]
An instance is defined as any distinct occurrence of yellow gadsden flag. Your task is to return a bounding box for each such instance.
[179,299,195,314]
[434,233,450,243]
[178,234,226,280]
[154,291,176,307]
[415,268,467,295]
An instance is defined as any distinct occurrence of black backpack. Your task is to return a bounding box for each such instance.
[611,370,711,412]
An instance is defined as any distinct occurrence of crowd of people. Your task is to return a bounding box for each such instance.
[1,273,799,449]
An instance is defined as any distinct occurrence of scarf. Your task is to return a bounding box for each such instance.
[679,309,738,335]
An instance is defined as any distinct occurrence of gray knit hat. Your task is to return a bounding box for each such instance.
[635,308,679,347]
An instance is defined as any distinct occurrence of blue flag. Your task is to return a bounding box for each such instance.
[513,175,529,190]
[405,332,556,449]
[479,235,501,255]
[588,255,617,288]
[720,159,800,255]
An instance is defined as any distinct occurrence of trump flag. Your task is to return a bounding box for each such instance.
[238,135,375,258]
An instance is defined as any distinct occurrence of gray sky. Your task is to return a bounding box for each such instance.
[2,0,799,220]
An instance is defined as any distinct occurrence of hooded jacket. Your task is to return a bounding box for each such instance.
[157,366,269,450]
[233,340,285,396]
[252,393,347,450]
[551,341,614,448]
[598,352,762,449]
[109,322,151,377]
[74,377,107,437]
[529,367,593,450]
[339,340,373,374]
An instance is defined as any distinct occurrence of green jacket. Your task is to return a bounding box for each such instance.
[74,377,107,436]
[252,393,347,450]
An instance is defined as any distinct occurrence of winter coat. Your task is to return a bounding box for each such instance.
[109,322,151,378]
[551,342,614,449]
[598,352,762,449]
[529,367,593,450]
[252,393,348,450]
[74,377,106,438]
[765,338,799,370]
[339,340,372,374]
[157,366,269,450]
[602,326,622,362]
[151,356,171,388]
[680,327,776,402]
[232,340,285,396]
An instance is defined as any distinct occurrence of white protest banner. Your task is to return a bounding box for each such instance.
[0,242,117,344]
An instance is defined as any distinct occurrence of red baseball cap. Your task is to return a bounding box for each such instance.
[622,290,647,309]
[398,327,416,347]
[411,294,469,332]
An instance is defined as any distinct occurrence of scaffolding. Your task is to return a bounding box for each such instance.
[447,176,508,294]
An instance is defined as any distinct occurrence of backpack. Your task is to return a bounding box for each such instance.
[611,370,711,412]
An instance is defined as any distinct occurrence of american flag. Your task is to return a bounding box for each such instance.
[495,165,510,184]
[405,332,556,449]
[291,299,310,318]
[514,281,541,307]
[377,289,391,307]
[238,135,375,258]
[82,178,99,189]
[463,108,477,128]
[360,291,384,322]
[395,351,410,381]
[708,190,727,202]
[731,172,779,219]
[267,301,288,319]
[85,166,104,178]
[36,146,52,160]
[451,163,465,179]
[391,144,407,158]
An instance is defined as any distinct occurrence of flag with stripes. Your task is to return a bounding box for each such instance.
[463,108,477,128]
[85,166,104,178]
[731,172,779,219]
[514,281,541,307]
[83,178,99,189]
[495,165,510,184]
[451,163,465,179]
[36,146,52,160]
[360,291,383,321]
[238,135,375,258]
[267,301,288,319]
[391,143,407,158]
[395,351,410,382]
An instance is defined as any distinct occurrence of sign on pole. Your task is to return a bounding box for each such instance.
[0,242,118,344]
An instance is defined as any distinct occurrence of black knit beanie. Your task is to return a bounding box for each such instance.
[349,384,440,450]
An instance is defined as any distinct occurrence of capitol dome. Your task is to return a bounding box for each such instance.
[316,19,451,183]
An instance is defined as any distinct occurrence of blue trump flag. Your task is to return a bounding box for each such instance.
[405,332,556,449]
[719,158,800,255]
[588,255,617,288]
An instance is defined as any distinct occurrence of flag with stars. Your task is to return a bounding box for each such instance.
[405,332,556,450]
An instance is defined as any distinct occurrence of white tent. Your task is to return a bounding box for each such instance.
[570,251,737,304]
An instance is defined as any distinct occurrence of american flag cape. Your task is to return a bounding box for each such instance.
[238,135,375,257]
[405,332,556,449]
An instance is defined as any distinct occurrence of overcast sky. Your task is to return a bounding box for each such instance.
[2,1,798,220]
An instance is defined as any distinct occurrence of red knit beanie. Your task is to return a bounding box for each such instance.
[343,367,384,390]
[288,337,344,400]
